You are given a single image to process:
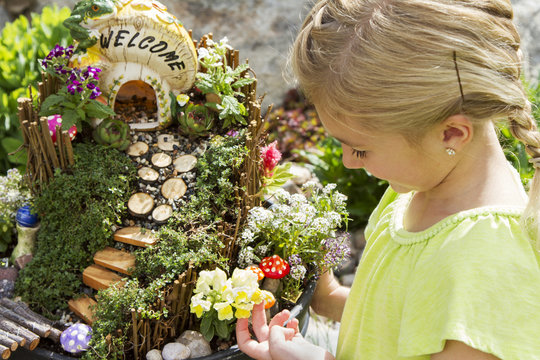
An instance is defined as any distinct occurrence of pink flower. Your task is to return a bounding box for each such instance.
[261,141,282,177]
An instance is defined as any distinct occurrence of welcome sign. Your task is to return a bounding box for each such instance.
[65,0,198,130]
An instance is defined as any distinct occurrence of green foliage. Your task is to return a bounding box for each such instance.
[187,134,248,223]
[176,101,215,138]
[15,143,136,314]
[196,38,254,129]
[297,137,387,230]
[0,5,72,174]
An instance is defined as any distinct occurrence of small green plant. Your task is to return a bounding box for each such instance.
[186,133,248,223]
[15,143,136,314]
[176,101,215,138]
[0,5,72,174]
[196,37,255,129]
[0,169,32,254]
[39,44,115,131]
[93,118,130,150]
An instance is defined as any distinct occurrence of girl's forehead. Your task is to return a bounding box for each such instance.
[315,106,375,142]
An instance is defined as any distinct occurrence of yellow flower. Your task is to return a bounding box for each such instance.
[214,302,234,320]
[176,94,189,107]
[190,293,211,318]
[251,288,264,304]
[234,302,254,319]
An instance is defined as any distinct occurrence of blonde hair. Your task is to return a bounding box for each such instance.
[291,0,540,248]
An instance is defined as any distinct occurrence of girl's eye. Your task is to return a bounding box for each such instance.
[352,149,367,158]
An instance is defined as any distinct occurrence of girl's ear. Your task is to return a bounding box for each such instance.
[439,114,473,152]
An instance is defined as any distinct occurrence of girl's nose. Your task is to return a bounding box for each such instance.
[341,143,364,169]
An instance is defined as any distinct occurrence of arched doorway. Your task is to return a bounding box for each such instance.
[114,80,158,126]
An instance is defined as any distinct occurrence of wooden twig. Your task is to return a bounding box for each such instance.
[62,131,75,166]
[131,309,138,360]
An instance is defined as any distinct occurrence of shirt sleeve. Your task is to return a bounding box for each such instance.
[397,213,540,360]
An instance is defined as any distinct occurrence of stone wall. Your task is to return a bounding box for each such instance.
[1,0,539,105]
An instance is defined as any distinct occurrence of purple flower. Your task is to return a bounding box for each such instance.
[226,130,239,137]
[86,82,97,90]
[321,232,351,270]
[288,254,302,267]
[89,88,102,100]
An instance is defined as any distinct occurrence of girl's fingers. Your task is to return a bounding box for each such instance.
[286,318,300,334]
[235,318,271,360]
[251,302,269,340]
[268,309,291,328]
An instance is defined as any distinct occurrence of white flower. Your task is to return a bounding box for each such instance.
[312,217,331,234]
[332,192,348,207]
[291,211,307,224]
[197,47,210,60]
[323,183,337,194]
[273,188,291,203]
[326,211,342,228]
[289,193,307,206]
[240,228,255,244]
[302,180,318,191]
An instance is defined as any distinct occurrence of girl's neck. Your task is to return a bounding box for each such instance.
[403,125,527,232]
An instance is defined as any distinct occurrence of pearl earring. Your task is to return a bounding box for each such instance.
[446,148,456,156]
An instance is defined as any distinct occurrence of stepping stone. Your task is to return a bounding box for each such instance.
[127,192,154,217]
[93,247,135,275]
[152,204,173,224]
[68,295,97,324]
[114,226,157,247]
[126,141,149,156]
[161,178,187,200]
[173,155,197,173]
[157,134,180,151]
[83,264,125,291]
[151,152,172,167]
[138,166,159,182]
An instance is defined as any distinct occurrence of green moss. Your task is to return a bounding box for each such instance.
[15,143,136,315]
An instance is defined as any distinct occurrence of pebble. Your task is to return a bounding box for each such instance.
[162,342,191,360]
[176,330,212,358]
[146,349,163,360]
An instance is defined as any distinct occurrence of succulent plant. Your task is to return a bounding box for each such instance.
[93,118,131,151]
[177,102,215,138]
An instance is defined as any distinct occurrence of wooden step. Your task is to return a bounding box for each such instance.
[68,295,97,324]
[113,226,157,247]
[94,247,136,275]
[83,264,126,291]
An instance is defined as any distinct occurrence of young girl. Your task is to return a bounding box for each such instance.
[236,0,540,359]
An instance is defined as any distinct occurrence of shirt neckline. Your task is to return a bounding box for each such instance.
[389,191,525,245]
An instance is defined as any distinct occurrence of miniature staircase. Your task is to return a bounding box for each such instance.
[68,227,157,324]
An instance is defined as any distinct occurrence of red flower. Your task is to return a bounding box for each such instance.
[261,141,282,177]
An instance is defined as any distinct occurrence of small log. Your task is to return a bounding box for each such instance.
[157,134,179,151]
[0,333,17,351]
[0,328,25,348]
[113,226,157,247]
[0,305,50,338]
[56,124,66,169]
[0,298,60,342]
[39,116,60,169]
[127,193,155,217]
[131,309,139,360]
[161,178,187,200]
[0,315,40,350]
[173,155,197,173]
[126,142,149,157]
[62,131,75,166]
[151,152,172,168]
[138,167,159,183]
[0,344,9,360]
[152,204,172,224]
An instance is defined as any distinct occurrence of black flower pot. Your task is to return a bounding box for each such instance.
[10,280,317,360]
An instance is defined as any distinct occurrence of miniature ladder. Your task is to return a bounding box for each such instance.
[68,227,158,324]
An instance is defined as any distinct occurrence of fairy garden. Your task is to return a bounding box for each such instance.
[0,1,353,359]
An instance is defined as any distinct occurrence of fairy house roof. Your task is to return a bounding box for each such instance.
[65,0,198,130]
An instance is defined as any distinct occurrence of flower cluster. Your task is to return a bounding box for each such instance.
[259,141,293,195]
[39,44,115,130]
[240,182,350,295]
[261,141,282,177]
[190,267,267,340]
[0,169,32,250]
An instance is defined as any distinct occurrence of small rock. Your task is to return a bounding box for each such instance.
[162,342,190,360]
[176,330,212,358]
[146,349,163,360]
[289,163,312,186]
[0,279,14,298]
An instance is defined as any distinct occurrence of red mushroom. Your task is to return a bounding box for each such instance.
[246,265,265,281]
[259,255,290,279]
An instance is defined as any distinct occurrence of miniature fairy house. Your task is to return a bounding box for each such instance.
[64,0,198,130]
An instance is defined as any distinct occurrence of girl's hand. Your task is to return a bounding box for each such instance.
[236,301,335,360]
[236,302,299,360]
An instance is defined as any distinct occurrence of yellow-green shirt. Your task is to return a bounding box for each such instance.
[337,188,540,359]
